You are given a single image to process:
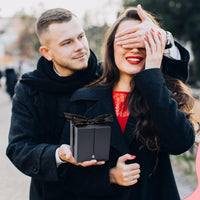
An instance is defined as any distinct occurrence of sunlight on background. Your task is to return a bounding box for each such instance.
[0,0,121,25]
[0,1,199,199]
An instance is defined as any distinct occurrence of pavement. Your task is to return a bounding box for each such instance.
[0,87,198,199]
[0,88,30,200]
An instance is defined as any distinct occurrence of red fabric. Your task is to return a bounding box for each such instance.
[112,90,130,133]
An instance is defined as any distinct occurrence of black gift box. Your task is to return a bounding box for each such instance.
[65,113,112,163]
[70,123,111,162]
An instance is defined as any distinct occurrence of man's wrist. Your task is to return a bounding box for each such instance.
[55,147,66,167]
[165,31,175,49]
[164,43,181,60]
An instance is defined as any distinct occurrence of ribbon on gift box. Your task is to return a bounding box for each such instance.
[64,113,113,126]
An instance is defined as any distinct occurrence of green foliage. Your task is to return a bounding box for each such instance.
[122,0,200,80]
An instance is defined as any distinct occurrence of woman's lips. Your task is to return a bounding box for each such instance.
[125,56,143,64]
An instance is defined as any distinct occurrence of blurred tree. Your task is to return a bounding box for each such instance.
[85,24,108,60]
[122,0,200,80]
[85,24,109,61]
[15,11,40,59]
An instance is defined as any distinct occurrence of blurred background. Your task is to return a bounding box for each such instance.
[0,0,199,199]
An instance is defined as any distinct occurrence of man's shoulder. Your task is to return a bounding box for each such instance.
[15,81,38,100]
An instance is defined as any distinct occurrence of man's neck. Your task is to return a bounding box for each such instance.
[53,65,63,77]
[53,63,74,77]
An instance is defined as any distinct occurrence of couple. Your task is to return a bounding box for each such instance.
[6,4,197,200]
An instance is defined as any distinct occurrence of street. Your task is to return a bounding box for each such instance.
[0,88,197,199]
[0,88,30,199]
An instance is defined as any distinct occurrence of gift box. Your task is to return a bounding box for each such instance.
[65,113,112,163]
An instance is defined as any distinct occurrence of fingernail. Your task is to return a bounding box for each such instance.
[151,28,155,32]
[144,37,147,41]
[158,31,161,36]
[146,31,149,35]
[131,155,136,159]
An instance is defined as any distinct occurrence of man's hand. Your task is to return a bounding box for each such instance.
[58,144,105,167]
[110,154,140,186]
[115,4,167,49]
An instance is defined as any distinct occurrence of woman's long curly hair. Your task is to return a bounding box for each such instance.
[90,7,198,151]
[128,75,196,151]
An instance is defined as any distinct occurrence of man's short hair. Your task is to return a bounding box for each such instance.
[35,8,76,43]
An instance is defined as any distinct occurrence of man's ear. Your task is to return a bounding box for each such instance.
[39,46,52,61]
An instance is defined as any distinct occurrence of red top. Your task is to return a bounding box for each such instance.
[112,90,130,133]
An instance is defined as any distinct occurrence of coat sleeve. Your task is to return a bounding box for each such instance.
[161,41,190,83]
[6,83,60,182]
[133,68,195,155]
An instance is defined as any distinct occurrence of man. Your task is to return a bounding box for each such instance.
[6,6,190,200]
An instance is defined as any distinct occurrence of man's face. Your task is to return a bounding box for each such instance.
[43,17,90,76]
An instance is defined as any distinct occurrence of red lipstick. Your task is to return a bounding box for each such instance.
[125,56,143,65]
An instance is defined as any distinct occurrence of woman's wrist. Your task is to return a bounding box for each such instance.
[109,167,117,184]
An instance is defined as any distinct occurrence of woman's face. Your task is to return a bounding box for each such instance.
[114,19,146,77]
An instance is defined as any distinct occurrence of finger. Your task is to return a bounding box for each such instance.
[126,164,141,172]
[115,26,139,38]
[122,43,144,49]
[124,173,140,182]
[118,154,136,164]
[115,32,138,42]
[144,36,151,54]
[146,30,156,52]
[116,38,140,46]
[159,30,167,46]
[123,164,140,176]
[151,29,162,52]
[129,169,141,177]
[137,4,150,22]
[124,179,138,186]
[122,168,140,179]
[79,159,98,167]
[96,161,106,165]
[158,31,165,52]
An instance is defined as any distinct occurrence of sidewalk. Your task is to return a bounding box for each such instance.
[0,88,30,200]
[0,88,198,199]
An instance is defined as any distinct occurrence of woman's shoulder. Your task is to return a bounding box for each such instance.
[71,85,111,102]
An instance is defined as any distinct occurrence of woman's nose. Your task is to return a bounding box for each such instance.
[130,48,140,53]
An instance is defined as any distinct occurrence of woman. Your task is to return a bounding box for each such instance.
[60,7,197,200]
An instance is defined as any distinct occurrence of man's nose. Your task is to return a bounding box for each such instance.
[74,40,84,51]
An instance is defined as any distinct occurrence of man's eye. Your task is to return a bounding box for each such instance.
[63,41,71,45]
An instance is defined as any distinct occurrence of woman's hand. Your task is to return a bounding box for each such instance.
[110,154,140,186]
[144,28,165,69]
[115,4,167,49]
[58,144,105,167]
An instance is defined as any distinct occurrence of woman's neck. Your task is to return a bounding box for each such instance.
[114,74,133,92]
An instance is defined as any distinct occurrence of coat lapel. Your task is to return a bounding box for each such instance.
[83,87,130,154]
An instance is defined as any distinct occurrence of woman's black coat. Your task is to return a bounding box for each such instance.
[64,68,195,200]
